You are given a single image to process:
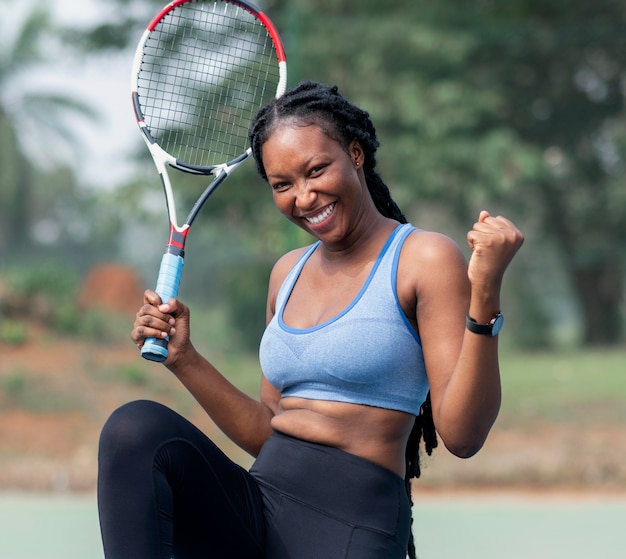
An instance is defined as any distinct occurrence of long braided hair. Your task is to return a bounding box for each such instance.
[248,81,438,559]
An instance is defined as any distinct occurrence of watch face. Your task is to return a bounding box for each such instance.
[491,314,504,336]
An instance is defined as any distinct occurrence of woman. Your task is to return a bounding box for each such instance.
[98,81,523,559]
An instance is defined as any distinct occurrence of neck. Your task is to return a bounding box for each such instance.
[319,214,398,264]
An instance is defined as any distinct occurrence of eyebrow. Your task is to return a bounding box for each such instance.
[265,154,322,181]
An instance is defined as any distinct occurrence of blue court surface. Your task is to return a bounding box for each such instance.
[412,492,626,559]
[0,492,624,559]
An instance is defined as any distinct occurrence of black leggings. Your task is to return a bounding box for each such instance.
[97,400,411,559]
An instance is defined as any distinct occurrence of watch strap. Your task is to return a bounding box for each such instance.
[466,312,504,336]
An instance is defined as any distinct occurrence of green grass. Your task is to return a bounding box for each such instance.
[499,348,626,426]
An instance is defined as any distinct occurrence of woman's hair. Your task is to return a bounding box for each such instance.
[249,81,438,559]
[248,80,406,221]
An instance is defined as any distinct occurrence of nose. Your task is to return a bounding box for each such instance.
[293,179,317,210]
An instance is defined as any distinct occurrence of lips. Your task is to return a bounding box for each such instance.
[303,203,336,225]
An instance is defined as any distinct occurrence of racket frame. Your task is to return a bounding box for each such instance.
[130,0,287,361]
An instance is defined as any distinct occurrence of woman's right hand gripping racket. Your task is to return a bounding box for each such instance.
[131,0,287,362]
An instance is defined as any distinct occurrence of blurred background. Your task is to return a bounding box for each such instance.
[0,0,625,556]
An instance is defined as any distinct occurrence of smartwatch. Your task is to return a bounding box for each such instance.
[466,312,504,336]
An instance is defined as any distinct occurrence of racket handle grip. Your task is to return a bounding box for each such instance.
[141,250,184,362]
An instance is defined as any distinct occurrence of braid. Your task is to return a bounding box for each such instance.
[249,81,437,559]
[405,392,438,559]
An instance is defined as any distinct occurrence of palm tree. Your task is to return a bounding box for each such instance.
[0,6,98,251]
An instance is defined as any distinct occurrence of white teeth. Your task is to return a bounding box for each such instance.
[305,203,335,225]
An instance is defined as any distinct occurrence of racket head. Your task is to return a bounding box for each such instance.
[131,0,287,175]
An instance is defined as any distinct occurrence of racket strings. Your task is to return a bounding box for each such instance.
[137,0,280,169]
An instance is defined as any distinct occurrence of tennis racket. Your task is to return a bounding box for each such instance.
[131,0,287,362]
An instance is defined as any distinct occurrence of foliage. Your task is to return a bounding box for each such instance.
[0,263,124,342]
[0,262,75,328]
[1,371,28,402]
[0,321,28,346]
[279,0,626,345]
[5,262,78,300]
[2,0,625,347]
[218,260,273,352]
[0,369,84,413]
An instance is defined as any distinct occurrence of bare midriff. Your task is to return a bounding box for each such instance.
[270,397,415,478]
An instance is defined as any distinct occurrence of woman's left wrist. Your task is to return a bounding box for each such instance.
[468,294,501,324]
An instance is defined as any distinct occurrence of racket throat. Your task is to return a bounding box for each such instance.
[167,228,188,256]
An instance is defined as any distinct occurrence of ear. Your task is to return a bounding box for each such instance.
[349,139,365,168]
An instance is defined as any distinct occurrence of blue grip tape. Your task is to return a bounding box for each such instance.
[141,252,184,362]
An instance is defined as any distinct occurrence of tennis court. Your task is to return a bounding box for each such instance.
[1,492,624,559]
[412,492,626,559]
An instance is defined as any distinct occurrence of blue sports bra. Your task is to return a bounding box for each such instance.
[259,223,429,416]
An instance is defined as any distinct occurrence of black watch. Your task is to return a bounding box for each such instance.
[466,312,504,336]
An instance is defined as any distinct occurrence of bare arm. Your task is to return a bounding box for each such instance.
[130,249,304,457]
[410,211,523,458]
[131,291,277,457]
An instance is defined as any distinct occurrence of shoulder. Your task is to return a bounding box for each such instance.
[266,245,312,318]
[397,228,469,306]
[401,228,467,271]
[269,245,311,285]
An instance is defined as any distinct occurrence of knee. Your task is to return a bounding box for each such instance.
[99,400,171,457]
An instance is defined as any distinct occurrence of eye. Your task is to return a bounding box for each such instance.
[309,164,326,177]
[270,181,290,192]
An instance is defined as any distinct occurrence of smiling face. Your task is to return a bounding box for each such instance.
[261,121,378,245]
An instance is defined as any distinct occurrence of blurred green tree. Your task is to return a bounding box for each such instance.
[277,0,626,345]
[51,0,626,346]
[0,6,98,252]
